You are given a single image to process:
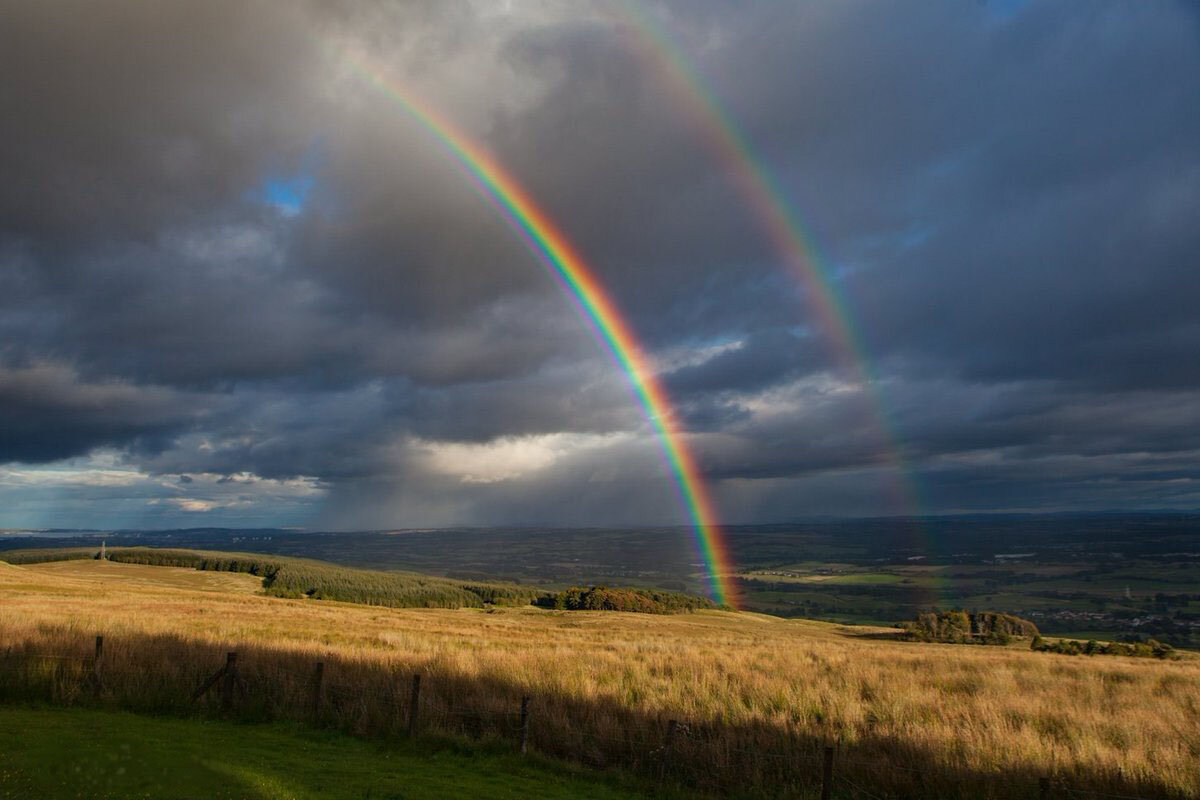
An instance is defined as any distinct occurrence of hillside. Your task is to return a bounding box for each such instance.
[0,557,1197,798]
[22,557,265,593]
[3,547,716,614]
[3,546,542,609]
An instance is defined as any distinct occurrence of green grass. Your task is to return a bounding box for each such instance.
[0,706,651,800]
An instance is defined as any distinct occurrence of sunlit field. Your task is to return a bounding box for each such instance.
[1,558,1196,799]
[23,557,264,593]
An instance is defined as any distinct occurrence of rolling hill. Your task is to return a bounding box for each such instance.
[0,550,1196,799]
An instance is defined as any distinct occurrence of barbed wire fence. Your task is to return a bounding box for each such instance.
[0,635,1179,800]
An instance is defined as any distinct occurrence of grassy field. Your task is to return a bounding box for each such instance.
[1,556,1197,798]
[0,705,651,800]
[3,546,715,614]
[24,558,264,593]
[0,546,545,609]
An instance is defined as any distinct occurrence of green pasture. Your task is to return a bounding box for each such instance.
[0,706,650,800]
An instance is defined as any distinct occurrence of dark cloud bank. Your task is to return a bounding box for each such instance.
[1,0,1197,528]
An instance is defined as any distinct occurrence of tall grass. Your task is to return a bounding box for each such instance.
[1,558,1197,798]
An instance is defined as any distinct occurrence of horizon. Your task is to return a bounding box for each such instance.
[4,507,1199,538]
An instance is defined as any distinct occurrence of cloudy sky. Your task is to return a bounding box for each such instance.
[1,0,1198,529]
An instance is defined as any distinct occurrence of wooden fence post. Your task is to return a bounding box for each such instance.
[220,652,238,711]
[1039,777,1050,799]
[192,660,226,701]
[519,696,530,755]
[91,635,104,696]
[407,674,421,736]
[310,661,324,721]
[820,745,834,800]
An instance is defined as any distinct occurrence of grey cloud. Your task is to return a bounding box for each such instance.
[0,363,211,462]
[0,0,322,245]
[1,0,1198,526]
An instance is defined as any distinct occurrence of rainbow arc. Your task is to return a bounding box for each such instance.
[614,2,924,515]
[341,51,738,608]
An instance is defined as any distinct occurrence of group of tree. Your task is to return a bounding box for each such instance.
[900,610,1040,645]
[1030,635,1176,659]
[534,586,718,614]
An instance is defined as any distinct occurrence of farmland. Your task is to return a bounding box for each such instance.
[733,558,1200,648]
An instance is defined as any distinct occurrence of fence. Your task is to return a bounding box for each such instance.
[0,633,1179,800]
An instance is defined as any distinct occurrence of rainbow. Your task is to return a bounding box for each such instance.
[337,51,738,607]
[613,5,953,607]
[613,3,924,516]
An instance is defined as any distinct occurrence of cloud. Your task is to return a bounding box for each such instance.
[417,432,629,484]
[1,1,1198,526]
[0,455,325,529]
[0,364,211,463]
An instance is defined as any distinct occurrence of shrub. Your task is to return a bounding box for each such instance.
[901,610,1038,645]
[1030,636,1176,659]
[534,586,716,614]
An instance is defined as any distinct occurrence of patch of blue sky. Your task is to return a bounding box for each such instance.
[258,173,314,216]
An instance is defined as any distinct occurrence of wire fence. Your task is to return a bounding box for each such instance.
[0,637,1182,800]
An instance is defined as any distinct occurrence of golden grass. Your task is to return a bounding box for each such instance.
[1,560,1196,799]
[23,558,264,593]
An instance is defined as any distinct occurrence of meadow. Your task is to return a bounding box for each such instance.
[2,546,543,609]
[1,556,1197,798]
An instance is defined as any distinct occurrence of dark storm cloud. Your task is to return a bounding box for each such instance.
[0,0,321,244]
[0,0,1198,526]
[0,363,210,462]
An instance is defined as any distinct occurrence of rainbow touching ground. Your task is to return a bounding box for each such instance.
[337,50,737,607]
[610,3,957,604]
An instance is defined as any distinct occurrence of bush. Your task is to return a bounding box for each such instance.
[1031,636,1176,659]
[534,586,716,614]
[901,610,1038,645]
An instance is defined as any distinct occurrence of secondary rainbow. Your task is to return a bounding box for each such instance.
[613,3,925,516]
[613,5,956,605]
[338,50,737,607]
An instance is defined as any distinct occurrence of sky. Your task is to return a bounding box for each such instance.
[1,0,1198,530]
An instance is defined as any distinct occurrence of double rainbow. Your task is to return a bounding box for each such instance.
[342,52,737,608]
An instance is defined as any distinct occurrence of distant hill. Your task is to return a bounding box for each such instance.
[0,546,716,614]
[1,547,539,610]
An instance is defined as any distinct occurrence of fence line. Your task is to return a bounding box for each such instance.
[0,635,1171,800]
